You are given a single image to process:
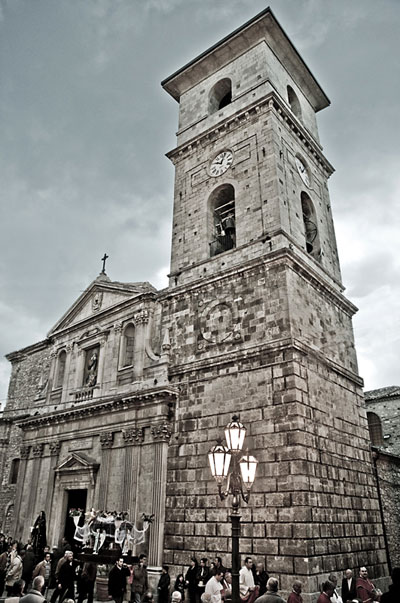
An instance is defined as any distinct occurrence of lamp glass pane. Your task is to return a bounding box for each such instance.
[208,444,231,478]
[239,454,258,486]
[225,420,246,451]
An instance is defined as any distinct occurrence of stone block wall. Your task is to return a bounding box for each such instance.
[162,257,388,602]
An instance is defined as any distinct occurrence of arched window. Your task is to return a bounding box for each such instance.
[301,191,320,260]
[209,78,232,115]
[367,412,384,447]
[9,459,20,484]
[55,350,67,389]
[121,323,135,368]
[287,85,302,120]
[209,184,236,257]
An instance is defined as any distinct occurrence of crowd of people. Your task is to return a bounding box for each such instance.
[0,533,399,603]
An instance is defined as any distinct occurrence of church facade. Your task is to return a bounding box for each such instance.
[0,8,389,602]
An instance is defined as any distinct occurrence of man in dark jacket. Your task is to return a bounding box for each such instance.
[254,578,285,603]
[132,555,149,603]
[55,551,75,603]
[20,575,46,603]
[341,569,357,603]
[108,558,130,603]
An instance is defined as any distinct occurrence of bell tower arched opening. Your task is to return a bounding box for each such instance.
[209,78,232,114]
[208,184,236,257]
[301,191,320,260]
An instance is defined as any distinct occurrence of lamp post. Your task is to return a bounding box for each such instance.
[208,416,258,603]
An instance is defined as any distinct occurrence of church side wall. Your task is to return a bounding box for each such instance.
[375,455,400,568]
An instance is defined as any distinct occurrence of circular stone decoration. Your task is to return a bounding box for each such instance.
[200,302,233,344]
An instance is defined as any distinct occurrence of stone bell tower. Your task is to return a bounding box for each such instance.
[161,8,387,602]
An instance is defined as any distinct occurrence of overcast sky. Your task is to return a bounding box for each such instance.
[0,0,399,405]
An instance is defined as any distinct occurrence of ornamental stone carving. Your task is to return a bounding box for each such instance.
[32,443,44,458]
[114,320,123,333]
[92,291,103,312]
[134,309,149,325]
[122,428,144,445]
[99,431,114,448]
[49,441,61,456]
[151,423,172,442]
[20,445,31,459]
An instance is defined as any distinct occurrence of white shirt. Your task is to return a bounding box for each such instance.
[239,566,254,596]
[205,577,223,603]
[331,590,343,603]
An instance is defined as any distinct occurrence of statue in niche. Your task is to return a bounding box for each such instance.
[84,349,98,387]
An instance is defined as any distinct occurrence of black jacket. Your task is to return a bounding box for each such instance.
[108,565,130,598]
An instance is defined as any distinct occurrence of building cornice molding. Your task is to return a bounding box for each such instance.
[166,91,333,176]
[16,386,178,430]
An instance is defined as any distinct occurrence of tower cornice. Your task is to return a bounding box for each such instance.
[166,91,334,177]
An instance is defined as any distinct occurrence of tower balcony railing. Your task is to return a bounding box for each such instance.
[210,234,235,257]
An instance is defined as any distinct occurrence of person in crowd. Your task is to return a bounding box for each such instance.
[317,582,334,603]
[142,592,154,603]
[5,547,23,596]
[132,554,149,603]
[356,567,381,603]
[77,561,97,603]
[341,569,357,603]
[254,564,268,597]
[254,577,284,603]
[60,539,72,556]
[56,550,75,602]
[212,560,226,578]
[196,558,210,603]
[381,566,400,603]
[0,545,9,596]
[205,570,224,603]
[287,580,302,603]
[172,593,182,603]
[174,574,186,602]
[328,574,343,603]
[239,558,259,603]
[21,546,35,590]
[157,565,170,603]
[5,579,25,603]
[20,575,46,603]
[221,572,232,602]
[185,558,198,603]
[32,552,52,593]
[108,558,130,603]
[50,551,72,603]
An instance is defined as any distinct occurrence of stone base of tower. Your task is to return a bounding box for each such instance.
[162,254,388,602]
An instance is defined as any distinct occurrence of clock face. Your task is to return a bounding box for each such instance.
[295,156,311,187]
[210,150,233,177]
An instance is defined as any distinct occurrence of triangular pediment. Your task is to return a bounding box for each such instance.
[48,274,156,335]
[56,452,99,473]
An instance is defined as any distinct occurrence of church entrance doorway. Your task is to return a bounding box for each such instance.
[64,489,87,549]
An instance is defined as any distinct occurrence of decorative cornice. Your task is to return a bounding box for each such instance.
[99,431,114,449]
[32,443,44,458]
[49,441,61,456]
[134,309,149,325]
[16,387,178,430]
[166,90,333,176]
[151,423,172,442]
[20,445,31,459]
[122,428,144,445]
[114,320,123,333]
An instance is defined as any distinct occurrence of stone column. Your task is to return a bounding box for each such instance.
[28,443,45,524]
[61,344,73,403]
[97,431,114,510]
[121,428,144,514]
[133,309,150,377]
[13,445,31,539]
[148,423,172,569]
[45,441,61,542]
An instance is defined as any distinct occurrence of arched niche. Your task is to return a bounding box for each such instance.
[287,85,302,120]
[208,184,236,257]
[209,78,232,114]
[367,412,384,447]
[301,191,321,261]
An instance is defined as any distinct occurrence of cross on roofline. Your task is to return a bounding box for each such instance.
[101,253,109,274]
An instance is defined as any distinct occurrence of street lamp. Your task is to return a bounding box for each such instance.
[208,416,258,603]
